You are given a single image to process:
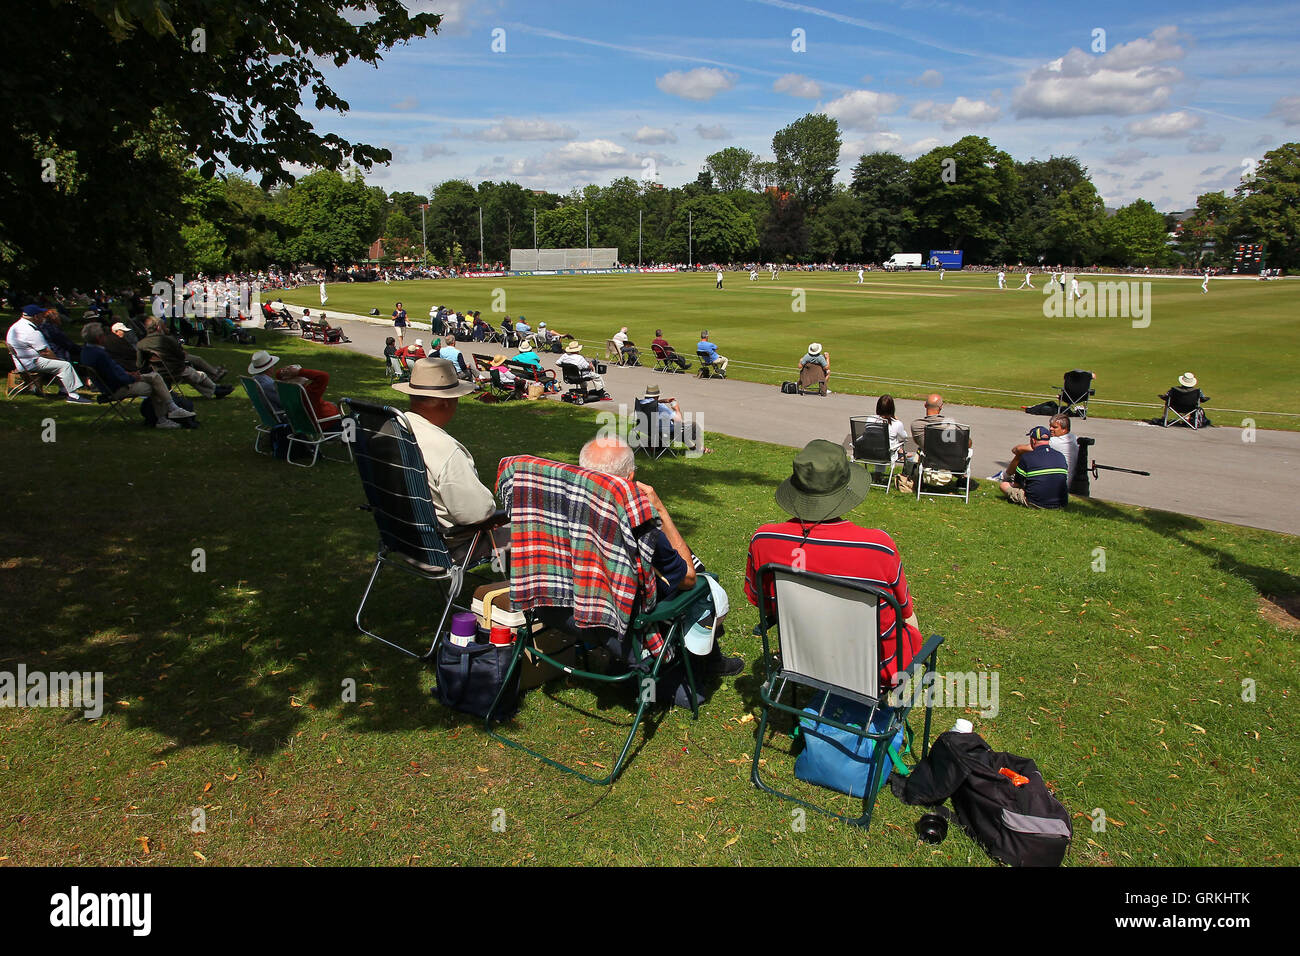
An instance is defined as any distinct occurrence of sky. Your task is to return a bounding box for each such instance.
[309,0,1300,211]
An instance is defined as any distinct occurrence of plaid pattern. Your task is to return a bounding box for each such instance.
[497,455,658,638]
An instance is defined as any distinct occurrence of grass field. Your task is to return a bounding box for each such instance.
[282,271,1300,431]
[2,322,1297,867]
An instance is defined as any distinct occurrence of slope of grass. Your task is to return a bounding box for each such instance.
[281,272,1300,430]
[1,326,1297,866]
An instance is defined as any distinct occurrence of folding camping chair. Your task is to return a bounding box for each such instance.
[274,380,351,467]
[628,397,677,459]
[238,375,285,454]
[7,344,51,398]
[750,564,944,829]
[605,339,625,365]
[487,454,712,785]
[385,355,410,384]
[650,342,679,373]
[487,368,524,401]
[696,351,725,379]
[1160,386,1210,429]
[77,362,137,427]
[798,362,828,396]
[848,416,901,493]
[915,421,973,503]
[343,397,503,660]
[1055,369,1096,419]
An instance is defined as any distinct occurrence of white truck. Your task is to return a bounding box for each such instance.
[884,253,923,271]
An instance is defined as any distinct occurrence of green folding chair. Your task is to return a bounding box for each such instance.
[750,564,944,830]
[238,375,284,454]
[275,379,351,468]
[487,455,713,785]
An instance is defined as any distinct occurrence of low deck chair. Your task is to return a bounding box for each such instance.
[605,339,624,365]
[487,454,712,785]
[849,416,901,493]
[238,375,284,454]
[798,362,828,396]
[275,380,350,467]
[751,564,944,829]
[1160,386,1210,428]
[385,355,409,384]
[915,421,973,502]
[343,397,502,660]
[1055,369,1096,419]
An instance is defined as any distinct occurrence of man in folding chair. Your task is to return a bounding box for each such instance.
[1159,371,1212,428]
[79,322,195,429]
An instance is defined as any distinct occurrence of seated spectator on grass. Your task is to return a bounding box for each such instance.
[535,321,561,349]
[6,305,91,403]
[104,321,141,368]
[999,426,1069,509]
[612,327,640,365]
[39,310,80,362]
[992,413,1079,484]
[438,335,471,376]
[247,350,284,413]
[79,322,195,428]
[580,436,743,703]
[319,315,349,344]
[488,353,525,397]
[514,316,532,338]
[472,311,490,342]
[557,341,608,394]
[384,336,398,363]
[390,358,507,564]
[275,362,341,428]
[643,384,710,452]
[745,439,923,689]
[863,394,908,461]
[651,329,690,371]
[399,338,427,361]
[137,317,231,397]
[798,342,829,395]
[1160,372,1212,427]
[908,392,970,453]
[695,330,728,373]
[513,339,541,368]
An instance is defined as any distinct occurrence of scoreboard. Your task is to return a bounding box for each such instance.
[1231,243,1263,274]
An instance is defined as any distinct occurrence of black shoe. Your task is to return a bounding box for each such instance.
[213,367,228,382]
[673,683,705,709]
[212,384,234,399]
[697,649,744,677]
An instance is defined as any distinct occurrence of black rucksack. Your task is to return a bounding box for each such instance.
[140,393,199,429]
[891,730,1072,866]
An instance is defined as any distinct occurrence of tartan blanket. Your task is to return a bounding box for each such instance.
[496,455,658,635]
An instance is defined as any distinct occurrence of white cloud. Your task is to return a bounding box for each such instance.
[404,0,481,35]
[1187,134,1225,153]
[1012,26,1186,118]
[841,132,940,159]
[909,96,1000,128]
[1106,148,1152,165]
[629,125,677,145]
[694,123,732,140]
[392,97,419,112]
[773,74,822,98]
[420,144,454,159]
[542,139,635,171]
[1199,165,1226,176]
[913,69,943,88]
[473,139,642,184]
[1268,95,1300,125]
[656,67,736,101]
[473,117,578,142]
[1125,111,1203,138]
[1133,170,1161,184]
[822,89,902,130]
[1252,134,1275,148]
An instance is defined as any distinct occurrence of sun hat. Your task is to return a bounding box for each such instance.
[491,354,508,366]
[248,350,279,375]
[807,342,823,356]
[1027,425,1050,441]
[645,384,661,398]
[517,340,535,353]
[391,358,477,398]
[1178,372,1198,388]
[538,322,547,328]
[775,439,871,523]
[414,338,423,347]
[564,341,584,354]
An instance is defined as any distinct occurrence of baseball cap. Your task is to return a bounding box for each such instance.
[1028,426,1050,441]
[21,304,46,316]
[110,322,130,334]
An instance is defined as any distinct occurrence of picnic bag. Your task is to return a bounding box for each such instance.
[434,639,519,719]
[781,381,798,395]
[891,730,1072,866]
[794,693,907,798]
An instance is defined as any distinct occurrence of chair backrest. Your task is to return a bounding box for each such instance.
[799,362,827,387]
[387,356,405,376]
[560,362,586,385]
[1167,386,1203,412]
[77,362,112,397]
[275,380,323,440]
[343,398,453,570]
[697,350,714,365]
[849,416,891,464]
[763,565,884,702]
[239,376,282,428]
[921,421,971,471]
[1061,369,1094,401]
[633,397,666,445]
[651,343,669,360]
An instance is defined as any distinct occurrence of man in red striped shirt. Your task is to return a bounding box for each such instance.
[745,439,923,691]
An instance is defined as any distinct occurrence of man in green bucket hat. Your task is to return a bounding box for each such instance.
[744,439,923,690]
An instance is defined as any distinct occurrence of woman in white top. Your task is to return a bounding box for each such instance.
[874,394,909,460]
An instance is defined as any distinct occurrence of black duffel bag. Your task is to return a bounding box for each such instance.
[434,639,520,719]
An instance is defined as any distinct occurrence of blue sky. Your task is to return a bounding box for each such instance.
[310,0,1300,210]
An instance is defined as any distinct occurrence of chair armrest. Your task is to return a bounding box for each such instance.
[443,508,509,538]
[633,577,710,627]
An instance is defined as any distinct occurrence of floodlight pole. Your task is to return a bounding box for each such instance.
[533,208,537,251]
[586,207,590,262]
[638,209,642,267]
[479,206,484,268]
[689,210,692,267]
[420,203,428,268]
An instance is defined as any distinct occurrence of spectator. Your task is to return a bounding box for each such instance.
[400,338,428,361]
[392,301,407,347]
[695,330,728,374]
[390,358,506,564]
[438,334,471,376]
[104,321,141,368]
[79,322,195,428]
[471,311,490,342]
[580,435,742,702]
[557,342,609,396]
[643,384,710,453]
[275,362,341,428]
[137,316,232,398]
[1160,372,1212,427]
[908,392,969,454]
[612,326,640,366]
[384,336,398,364]
[798,342,829,396]
[745,439,923,691]
[999,426,1069,509]
[38,310,79,362]
[651,329,690,371]
[247,350,284,413]
[855,394,907,461]
[514,316,532,338]
[488,353,525,398]
[535,321,561,349]
[7,305,92,402]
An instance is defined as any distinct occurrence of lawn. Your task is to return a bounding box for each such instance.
[2,321,1297,866]
[281,271,1300,431]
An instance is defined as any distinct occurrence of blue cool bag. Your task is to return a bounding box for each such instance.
[794,694,908,798]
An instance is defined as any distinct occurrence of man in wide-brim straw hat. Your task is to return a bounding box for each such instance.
[556,340,609,397]
[798,341,830,396]
[391,358,506,561]
[743,439,923,688]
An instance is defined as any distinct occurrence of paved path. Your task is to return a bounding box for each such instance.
[276,307,1300,536]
